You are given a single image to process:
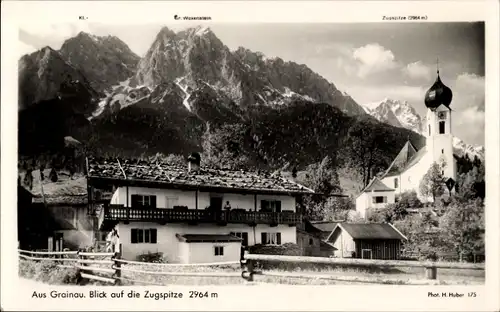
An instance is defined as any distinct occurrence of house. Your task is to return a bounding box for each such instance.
[326,223,407,260]
[296,220,344,257]
[355,177,395,219]
[379,70,459,201]
[87,153,315,263]
[17,183,50,250]
[18,169,108,251]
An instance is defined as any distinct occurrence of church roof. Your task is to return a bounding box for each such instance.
[383,145,427,178]
[424,72,453,109]
[361,177,394,193]
[382,140,418,177]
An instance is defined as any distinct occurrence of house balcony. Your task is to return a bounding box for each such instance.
[98,205,302,231]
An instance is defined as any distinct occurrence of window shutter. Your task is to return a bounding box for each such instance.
[131,195,140,208]
[261,232,267,244]
[149,196,157,208]
[261,200,269,211]
[150,229,157,244]
[131,229,138,243]
[137,229,144,243]
[275,201,282,212]
[276,233,281,245]
[242,232,249,246]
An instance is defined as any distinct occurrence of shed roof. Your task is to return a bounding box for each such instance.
[87,157,316,195]
[176,234,243,243]
[334,223,407,240]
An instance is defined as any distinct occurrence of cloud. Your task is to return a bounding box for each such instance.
[351,43,398,78]
[18,22,94,53]
[403,61,432,80]
[18,41,37,57]
[454,106,485,145]
[450,73,485,145]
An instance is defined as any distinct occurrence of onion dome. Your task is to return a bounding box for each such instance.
[424,71,453,109]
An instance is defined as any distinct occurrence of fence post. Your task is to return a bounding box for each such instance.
[425,266,437,280]
[75,251,82,285]
[241,258,255,282]
[113,244,122,285]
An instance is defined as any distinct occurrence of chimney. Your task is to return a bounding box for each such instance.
[187,152,201,172]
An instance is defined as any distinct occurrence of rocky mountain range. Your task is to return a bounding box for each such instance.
[19,26,430,181]
[362,98,484,160]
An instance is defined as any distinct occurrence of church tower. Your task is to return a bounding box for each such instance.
[424,67,456,182]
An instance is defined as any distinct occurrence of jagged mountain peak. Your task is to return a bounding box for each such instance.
[363,98,422,134]
[58,31,140,94]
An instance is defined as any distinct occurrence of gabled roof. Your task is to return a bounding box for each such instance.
[176,234,242,243]
[87,157,316,195]
[331,223,407,240]
[308,221,343,240]
[360,177,394,193]
[383,140,418,177]
[309,221,342,233]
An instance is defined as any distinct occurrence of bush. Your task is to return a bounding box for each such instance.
[19,260,79,285]
[248,243,303,256]
[136,252,167,263]
[249,243,311,270]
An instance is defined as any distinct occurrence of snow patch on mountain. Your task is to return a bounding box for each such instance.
[453,137,485,160]
[362,98,422,133]
[175,77,192,111]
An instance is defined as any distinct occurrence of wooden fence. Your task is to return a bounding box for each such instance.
[19,250,485,286]
[241,254,485,284]
[18,249,241,286]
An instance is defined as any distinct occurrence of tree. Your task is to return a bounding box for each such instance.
[397,190,423,208]
[201,123,252,170]
[345,119,389,187]
[456,162,485,201]
[440,197,485,262]
[419,162,445,203]
[298,156,349,220]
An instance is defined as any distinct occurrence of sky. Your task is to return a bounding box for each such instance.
[18,22,485,146]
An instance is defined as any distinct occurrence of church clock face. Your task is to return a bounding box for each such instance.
[438,111,447,120]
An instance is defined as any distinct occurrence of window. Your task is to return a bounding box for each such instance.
[394,178,398,188]
[442,170,444,176]
[261,232,281,245]
[230,232,249,246]
[439,121,445,134]
[131,195,157,208]
[373,196,387,204]
[261,200,282,212]
[165,196,179,209]
[309,238,314,246]
[131,229,157,244]
[214,246,224,256]
[442,149,444,154]
[428,125,431,136]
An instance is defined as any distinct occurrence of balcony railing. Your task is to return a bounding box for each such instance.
[98,205,302,230]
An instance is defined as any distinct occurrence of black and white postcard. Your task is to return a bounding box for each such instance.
[1,1,499,311]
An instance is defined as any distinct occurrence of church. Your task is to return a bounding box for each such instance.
[379,69,458,201]
[355,69,459,218]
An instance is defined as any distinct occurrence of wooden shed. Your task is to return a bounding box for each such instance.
[326,223,407,260]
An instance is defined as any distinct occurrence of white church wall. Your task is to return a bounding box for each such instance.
[426,105,456,181]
